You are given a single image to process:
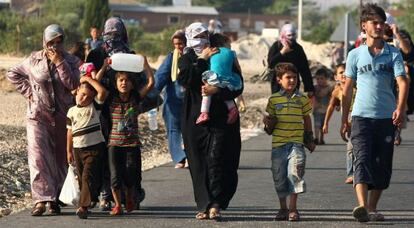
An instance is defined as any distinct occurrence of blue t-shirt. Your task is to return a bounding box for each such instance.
[85,38,104,50]
[345,42,406,119]
[205,47,242,91]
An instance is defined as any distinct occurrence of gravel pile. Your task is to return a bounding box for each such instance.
[0,125,31,217]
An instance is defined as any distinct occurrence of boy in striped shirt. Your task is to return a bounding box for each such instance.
[263,62,315,221]
[67,75,108,219]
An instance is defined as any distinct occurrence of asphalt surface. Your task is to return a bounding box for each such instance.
[2,112,414,228]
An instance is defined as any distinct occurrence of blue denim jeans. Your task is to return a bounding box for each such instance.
[271,143,306,198]
[163,107,186,163]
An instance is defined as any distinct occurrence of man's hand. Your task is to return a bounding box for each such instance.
[340,122,350,142]
[392,108,403,126]
[322,124,328,134]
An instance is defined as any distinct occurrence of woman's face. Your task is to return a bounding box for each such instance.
[116,73,133,94]
[46,36,63,52]
[173,38,185,54]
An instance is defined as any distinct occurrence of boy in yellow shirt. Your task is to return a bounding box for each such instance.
[263,62,315,221]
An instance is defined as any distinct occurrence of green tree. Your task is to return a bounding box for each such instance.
[395,0,414,37]
[83,0,110,35]
[264,0,294,15]
[301,4,356,44]
[42,0,85,48]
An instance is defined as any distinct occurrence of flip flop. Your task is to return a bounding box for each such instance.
[48,201,61,215]
[274,209,289,221]
[195,212,209,220]
[288,210,300,221]
[209,208,222,221]
[31,202,46,216]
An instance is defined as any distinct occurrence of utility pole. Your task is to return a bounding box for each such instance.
[298,0,303,40]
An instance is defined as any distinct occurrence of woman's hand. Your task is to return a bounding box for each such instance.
[201,82,219,96]
[199,47,219,60]
[280,40,292,55]
[46,48,63,65]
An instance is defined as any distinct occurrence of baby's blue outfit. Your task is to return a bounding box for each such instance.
[202,47,242,91]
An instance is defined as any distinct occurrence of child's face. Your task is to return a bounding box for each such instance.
[277,71,297,93]
[315,75,328,86]
[90,28,99,39]
[335,66,346,85]
[76,87,95,107]
[116,73,133,94]
[172,38,185,54]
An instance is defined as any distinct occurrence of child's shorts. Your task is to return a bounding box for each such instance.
[271,143,306,198]
[313,112,326,129]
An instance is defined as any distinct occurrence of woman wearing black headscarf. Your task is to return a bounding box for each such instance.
[86,17,146,211]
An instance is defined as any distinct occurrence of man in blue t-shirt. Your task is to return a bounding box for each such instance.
[341,3,408,223]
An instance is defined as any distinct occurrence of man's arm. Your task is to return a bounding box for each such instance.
[392,24,412,55]
[393,76,409,126]
[340,77,354,142]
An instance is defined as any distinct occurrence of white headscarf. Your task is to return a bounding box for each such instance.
[185,22,209,55]
[279,24,297,46]
[43,24,65,49]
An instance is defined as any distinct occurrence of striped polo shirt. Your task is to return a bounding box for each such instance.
[108,96,141,147]
[266,89,312,148]
[66,99,105,148]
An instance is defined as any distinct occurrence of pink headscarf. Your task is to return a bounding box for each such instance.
[279,24,297,46]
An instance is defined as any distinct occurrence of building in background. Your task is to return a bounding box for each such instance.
[110,0,292,38]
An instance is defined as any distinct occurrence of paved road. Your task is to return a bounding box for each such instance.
[2,113,414,228]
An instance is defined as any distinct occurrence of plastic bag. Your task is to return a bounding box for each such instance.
[59,165,80,206]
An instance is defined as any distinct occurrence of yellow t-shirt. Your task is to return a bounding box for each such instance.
[266,90,312,148]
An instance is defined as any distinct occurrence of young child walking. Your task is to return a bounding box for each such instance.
[263,62,315,221]
[322,63,356,184]
[105,57,154,216]
[196,33,243,124]
[312,68,333,145]
[66,75,108,219]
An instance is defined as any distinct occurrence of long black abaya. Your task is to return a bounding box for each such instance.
[177,49,243,212]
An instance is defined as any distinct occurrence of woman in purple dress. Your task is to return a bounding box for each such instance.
[7,24,80,216]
